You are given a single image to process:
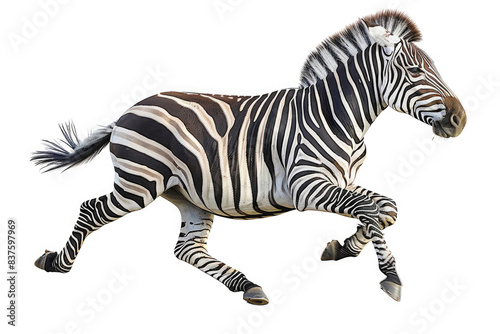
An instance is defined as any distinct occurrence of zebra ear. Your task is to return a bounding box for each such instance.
[362,19,401,51]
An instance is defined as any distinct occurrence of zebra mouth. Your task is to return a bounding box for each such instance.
[432,121,450,138]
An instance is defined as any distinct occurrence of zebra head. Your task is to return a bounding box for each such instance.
[368,23,467,138]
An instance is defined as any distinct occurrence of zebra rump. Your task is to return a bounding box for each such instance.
[31,122,115,172]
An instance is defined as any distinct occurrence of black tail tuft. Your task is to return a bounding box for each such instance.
[31,121,115,172]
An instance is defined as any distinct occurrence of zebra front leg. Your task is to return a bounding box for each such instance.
[349,185,401,300]
[173,200,268,305]
[293,182,402,301]
[319,185,401,300]
[349,185,398,229]
[321,225,371,261]
[373,237,401,301]
[321,185,399,261]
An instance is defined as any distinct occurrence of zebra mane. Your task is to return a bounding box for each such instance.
[299,10,422,88]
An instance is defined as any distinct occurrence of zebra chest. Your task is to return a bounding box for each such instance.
[291,139,366,188]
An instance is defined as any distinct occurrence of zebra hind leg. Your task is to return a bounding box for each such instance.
[35,183,147,272]
[170,197,268,305]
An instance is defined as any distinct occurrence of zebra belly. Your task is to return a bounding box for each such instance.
[168,145,295,219]
[171,177,294,219]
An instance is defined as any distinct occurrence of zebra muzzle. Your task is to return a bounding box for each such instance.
[434,97,466,138]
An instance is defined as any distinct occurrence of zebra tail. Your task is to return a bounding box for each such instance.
[31,121,116,172]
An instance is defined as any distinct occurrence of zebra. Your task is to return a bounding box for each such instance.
[32,10,466,304]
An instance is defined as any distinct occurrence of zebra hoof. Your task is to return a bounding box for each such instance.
[243,286,269,305]
[34,250,57,272]
[321,240,342,261]
[380,278,402,302]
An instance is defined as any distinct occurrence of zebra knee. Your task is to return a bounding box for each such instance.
[378,199,398,229]
[174,217,212,265]
[78,198,114,232]
[78,200,102,232]
[174,239,189,262]
[174,239,207,265]
[357,213,384,239]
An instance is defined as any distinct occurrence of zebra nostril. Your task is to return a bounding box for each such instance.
[450,114,460,128]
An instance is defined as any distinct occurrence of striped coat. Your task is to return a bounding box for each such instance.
[33,10,466,304]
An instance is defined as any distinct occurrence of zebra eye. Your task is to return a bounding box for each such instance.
[408,67,424,75]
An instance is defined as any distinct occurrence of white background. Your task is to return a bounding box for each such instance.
[2,0,499,333]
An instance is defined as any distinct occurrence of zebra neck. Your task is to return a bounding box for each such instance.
[303,48,387,144]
